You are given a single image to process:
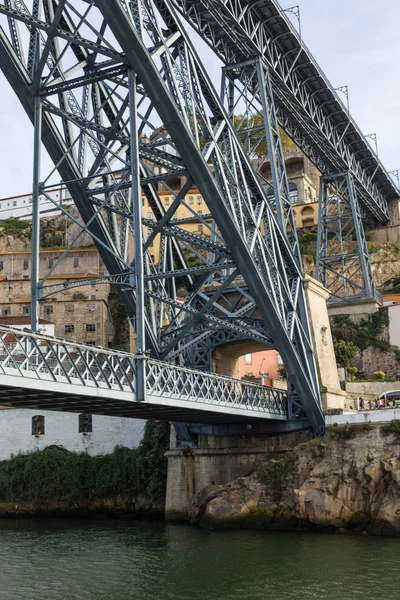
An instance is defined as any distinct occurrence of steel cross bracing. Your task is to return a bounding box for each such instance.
[221,57,301,263]
[315,172,380,304]
[0,0,324,434]
[170,0,399,223]
[0,326,288,423]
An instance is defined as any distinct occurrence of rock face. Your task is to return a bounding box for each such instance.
[189,425,400,536]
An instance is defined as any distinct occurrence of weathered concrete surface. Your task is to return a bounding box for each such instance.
[304,276,346,411]
[188,424,400,536]
[165,429,311,521]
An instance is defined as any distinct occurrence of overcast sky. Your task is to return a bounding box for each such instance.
[0,0,398,198]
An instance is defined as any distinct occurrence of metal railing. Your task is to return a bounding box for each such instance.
[0,327,287,416]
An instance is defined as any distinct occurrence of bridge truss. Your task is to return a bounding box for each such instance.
[0,0,395,436]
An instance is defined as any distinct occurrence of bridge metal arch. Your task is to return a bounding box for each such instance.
[0,0,324,435]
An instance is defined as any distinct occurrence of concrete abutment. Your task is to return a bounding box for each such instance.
[165,426,310,520]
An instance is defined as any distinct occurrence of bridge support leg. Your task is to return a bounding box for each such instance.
[129,69,146,400]
[31,92,42,331]
[316,172,381,304]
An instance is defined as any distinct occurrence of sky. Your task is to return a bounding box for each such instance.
[0,0,398,198]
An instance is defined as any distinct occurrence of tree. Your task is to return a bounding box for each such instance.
[233,113,296,158]
[334,339,359,368]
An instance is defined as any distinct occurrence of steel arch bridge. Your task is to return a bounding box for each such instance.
[0,0,396,437]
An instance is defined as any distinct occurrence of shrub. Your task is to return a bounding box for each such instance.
[277,365,287,379]
[0,421,170,505]
[374,371,385,380]
[381,420,400,439]
[334,340,359,368]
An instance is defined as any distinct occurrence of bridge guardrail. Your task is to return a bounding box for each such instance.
[0,327,287,416]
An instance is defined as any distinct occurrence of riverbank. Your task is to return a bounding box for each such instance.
[0,420,168,519]
[189,422,400,537]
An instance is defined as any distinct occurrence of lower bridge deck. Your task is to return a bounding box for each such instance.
[0,327,288,425]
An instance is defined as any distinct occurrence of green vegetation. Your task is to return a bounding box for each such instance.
[299,230,317,260]
[331,310,391,356]
[333,339,359,368]
[381,420,400,440]
[277,364,287,379]
[329,423,373,441]
[258,454,297,504]
[0,218,31,237]
[109,285,130,352]
[374,371,385,381]
[233,114,296,158]
[0,420,169,505]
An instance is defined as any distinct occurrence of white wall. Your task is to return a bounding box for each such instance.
[0,408,145,460]
[388,304,400,348]
[0,187,72,221]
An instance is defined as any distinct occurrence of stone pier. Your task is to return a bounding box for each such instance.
[165,427,310,520]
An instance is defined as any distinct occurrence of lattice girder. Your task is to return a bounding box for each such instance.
[0,0,324,434]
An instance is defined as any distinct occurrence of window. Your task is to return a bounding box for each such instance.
[164,197,170,206]
[32,415,45,436]
[86,324,96,332]
[28,197,33,204]
[23,259,29,270]
[85,341,96,346]
[142,198,145,207]
[65,305,74,313]
[73,257,79,267]
[90,295,96,300]
[197,196,202,205]
[13,200,17,207]
[48,258,53,268]
[245,353,252,365]
[0,261,3,270]
[198,224,203,233]
[188,196,194,205]
[197,210,202,215]
[289,182,298,204]
[79,413,92,433]
[147,212,153,220]
[23,275,29,280]
[86,304,95,312]
[2,307,11,315]
[43,305,53,314]
[22,305,30,314]
[65,324,74,333]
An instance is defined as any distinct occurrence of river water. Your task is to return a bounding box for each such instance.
[0,518,399,600]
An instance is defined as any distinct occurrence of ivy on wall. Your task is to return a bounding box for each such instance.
[330,309,390,353]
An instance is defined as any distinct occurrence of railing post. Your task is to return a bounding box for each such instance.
[129,69,146,401]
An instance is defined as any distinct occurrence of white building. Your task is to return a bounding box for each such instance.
[0,185,73,221]
[0,408,145,460]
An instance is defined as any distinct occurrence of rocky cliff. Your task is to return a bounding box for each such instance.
[189,424,400,536]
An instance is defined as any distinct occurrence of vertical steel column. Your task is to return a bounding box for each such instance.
[129,69,146,400]
[30,92,42,332]
[316,172,380,304]
[221,58,301,264]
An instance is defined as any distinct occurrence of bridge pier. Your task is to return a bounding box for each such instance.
[165,426,310,521]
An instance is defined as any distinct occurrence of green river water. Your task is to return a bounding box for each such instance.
[0,518,399,600]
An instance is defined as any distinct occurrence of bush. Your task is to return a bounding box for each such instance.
[374,371,385,380]
[330,423,373,441]
[278,365,287,379]
[382,420,400,439]
[334,340,359,368]
[0,421,170,505]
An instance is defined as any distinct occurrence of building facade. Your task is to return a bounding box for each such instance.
[0,408,145,461]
